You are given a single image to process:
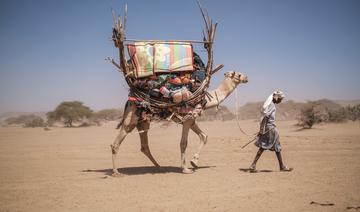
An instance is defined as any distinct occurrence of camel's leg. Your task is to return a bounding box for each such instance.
[180,119,194,174]
[190,122,208,168]
[110,103,138,177]
[137,120,161,168]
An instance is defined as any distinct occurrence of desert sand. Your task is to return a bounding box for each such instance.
[0,120,359,211]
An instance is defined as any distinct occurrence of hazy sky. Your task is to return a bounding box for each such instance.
[1,0,359,113]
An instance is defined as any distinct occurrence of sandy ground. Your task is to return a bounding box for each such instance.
[0,120,359,212]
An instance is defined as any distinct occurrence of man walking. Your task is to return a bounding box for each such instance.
[249,91,293,172]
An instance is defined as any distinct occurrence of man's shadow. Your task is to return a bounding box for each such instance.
[239,168,274,173]
[82,165,215,176]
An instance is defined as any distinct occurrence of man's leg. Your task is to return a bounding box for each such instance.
[249,148,264,171]
[275,151,293,171]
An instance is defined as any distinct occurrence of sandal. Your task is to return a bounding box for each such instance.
[280,167,293,172]
[248,166,258,173]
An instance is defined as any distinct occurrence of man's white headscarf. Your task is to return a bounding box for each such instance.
[261,90,285,115]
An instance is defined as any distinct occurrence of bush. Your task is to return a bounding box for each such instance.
[91,108,122,125]
[345,104,360,121]
[328,108,347,122]
[5,114,46,127]
[328,104,360,122]
[299,103,360,127]
[297,103,325,128]
[24,117,46,128]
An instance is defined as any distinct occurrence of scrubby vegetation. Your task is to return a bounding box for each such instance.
[328,104,360,122]
[298,103,360,128]
[5,114,46,127]
[298,103,325,128]
[90,108,122,125]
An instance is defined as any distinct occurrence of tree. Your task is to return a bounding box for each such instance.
[47,101,92,127]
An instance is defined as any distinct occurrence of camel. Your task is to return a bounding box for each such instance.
[110,71,248,176]
[109,3,248,176]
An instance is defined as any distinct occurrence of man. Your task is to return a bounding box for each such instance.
[248,91,293,172]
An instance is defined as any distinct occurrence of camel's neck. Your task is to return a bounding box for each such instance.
[204,78,238,109]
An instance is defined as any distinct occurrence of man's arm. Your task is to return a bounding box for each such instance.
[258,116,268,136]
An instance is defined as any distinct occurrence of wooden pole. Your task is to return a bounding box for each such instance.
[211,64,224,75]
[124,39,213,44]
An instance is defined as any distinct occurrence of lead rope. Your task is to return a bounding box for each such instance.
[234,87,270,149]
[234,87,254,138]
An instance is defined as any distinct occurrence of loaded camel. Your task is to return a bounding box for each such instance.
[109,2,248,176]
[110,71,248,176]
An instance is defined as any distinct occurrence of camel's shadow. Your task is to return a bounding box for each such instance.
[83,165,215,176]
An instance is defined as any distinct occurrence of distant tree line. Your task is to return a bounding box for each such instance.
[4,101,122,128]
[3,100,359,128]
[4,114,46,128]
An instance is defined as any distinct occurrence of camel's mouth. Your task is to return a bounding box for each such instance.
[240,76,248,83]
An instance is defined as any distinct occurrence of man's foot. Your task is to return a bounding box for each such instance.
[182,167,194,174]
[111,171,123,177]
[248,165,258,173]
[280,166,293,172]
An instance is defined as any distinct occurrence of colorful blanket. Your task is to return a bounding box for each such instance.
[127,42,154,78]
[127,42,194,78]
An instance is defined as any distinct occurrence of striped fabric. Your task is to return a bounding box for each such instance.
[127,42,194,78]
[154,42,194,73]
[127,42,154,78]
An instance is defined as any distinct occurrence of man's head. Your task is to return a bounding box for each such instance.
[272,91,285,104]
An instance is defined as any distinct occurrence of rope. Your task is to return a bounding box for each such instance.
[234,87,254,138]
[234,87,269,150]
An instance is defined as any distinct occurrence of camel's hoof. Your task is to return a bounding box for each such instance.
[111,172,122,177]
[182,168,194,174]
[190,159,199,169]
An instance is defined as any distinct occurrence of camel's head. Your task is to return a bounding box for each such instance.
[224,71,248,84]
